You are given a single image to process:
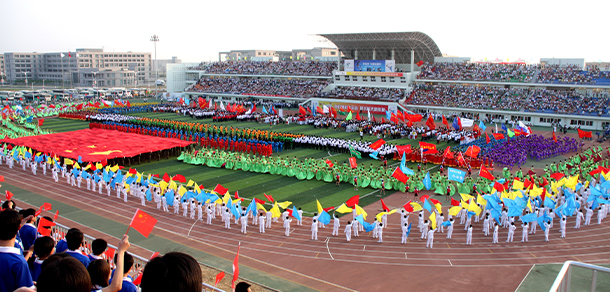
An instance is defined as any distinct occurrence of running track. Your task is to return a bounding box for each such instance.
[3,160,610,291]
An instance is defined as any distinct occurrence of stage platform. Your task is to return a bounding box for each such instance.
[1,128,194,162]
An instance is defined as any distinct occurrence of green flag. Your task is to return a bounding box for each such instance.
[349,145,361,159]
[345,112,352,121]
[507,129,514,138]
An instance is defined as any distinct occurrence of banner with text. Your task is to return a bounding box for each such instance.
[312,100,397,115]
[344,60,395,72]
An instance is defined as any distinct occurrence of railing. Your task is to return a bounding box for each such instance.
[51,220,225,292]
[549,260,610,292]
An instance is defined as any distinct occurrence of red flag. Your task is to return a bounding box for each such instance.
[34,207,43,217]
[486,133,491,144]
[104,247,116,261]
[126,101,131,107]
[348,157,357,169]
[390,113,399,124]
[396,145,412,156]
[524,179,532,190]
[403,200,414,212]
[406,113,423,122]
[391,167,410,184]
[396,111,404,122]
[325,159,334,168]
[464,145,481,158]
[493,133,505,140]
[172,174,186,183]
[213,184,229,195]
[6,190,14,200]
[479,165,495,181]
[380,198,390,212]
[493,181,505,193]
[54,210,59,220]
[577,128,592,138]
[316,106,324,115]
[254,198,267,205]
[419,142,438,154]
[550,173,565,181]
[37,217,55,237]
[38,119,44,126]
[425,115,436,130]
[41,202,52,212]
[101,159,108,167]
[232,244,241,290]
[299,106,307,116]
[450,198,461,207]
[356,111,361,121]
[442,115,449,127]
[128,209,157,238]
[323,206,336,212]
[372,115,376,122]
[128,168,138,174]
[345,195,360,208]
[150,252,160,260]
[416,60,424,67]
[370,139,386,150]
[381,118,385,123]
[443,146,454,159]
[540,177,549,187]
[264,193,274,203]
[215,271,225,287]
[132,273,143,286]
[552,131,557,142]
[457,152,466,166]
[330,107,337,118]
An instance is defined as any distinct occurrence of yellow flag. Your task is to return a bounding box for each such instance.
[222,193,231,204]
[460,193,474,202]
[277,201,292,209]
[256,203,267,212]
[461,200,469,209]
[169,180,178,191]
[187,180,195,187]
[271,202,281,218]
[429,213,437,230]
[47,157,53,165]
[215,198,222,204]
[449,206,462,216]
[316,199,323,214]
[110,165,119,173]
[336,204,353,213]
[513,179,524,190]
[409,202,423,212]
[530,184,543,197]
[178,187,187,197]
[124,183,130,192]
[557,177,567,187]
[159,180,168,191]
[434,203,442,213]
[565,175,579,190]
[468,199,482,216]
[603,172,610,181]
[527,199,532,213]
[232,199,241,205]
[355,204,368,220]
[64,158,74,165]
[476,194,486,207]
[74,162,81,169]
[375,212,387,223]
[95,162,103,170]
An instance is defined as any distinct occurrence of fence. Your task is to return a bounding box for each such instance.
[549,260,610,292]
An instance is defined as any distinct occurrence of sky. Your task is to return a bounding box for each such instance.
[1,0,608,63]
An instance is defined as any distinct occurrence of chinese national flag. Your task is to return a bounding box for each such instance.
[129,209,157,238]
[370,139,386,150]
[479,165,495,181]
[37,217,56,237]
[38,119,44,126]
[464,145,481,158]
[391,167,410,184]
[406,113,422,122]
[416,60,424,67]
[299,106,307,116]
[425,115,436,130]
[443,146,454,159]
[553,131,557,142]
[457,152,466,166]
[325,159,334,168]
[486,133,491,144]
[349,157,357,169]
[232,244,241,290]
[264,193,275,203]
[442,115,449,127]
[390,113,399,124]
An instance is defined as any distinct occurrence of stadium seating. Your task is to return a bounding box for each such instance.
[188,77,330,98]
[193,61,337,76]
[417,62,538,82]
[325,86,406,101]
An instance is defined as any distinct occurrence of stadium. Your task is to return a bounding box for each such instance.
[2,28,610,292]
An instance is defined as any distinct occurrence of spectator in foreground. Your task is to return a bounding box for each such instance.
[88,235,130,292]
[112,251,137,292]
[88,239,107,261]
[0,209,35,292]
[37,255,91,292]
[235,281,252,292]
[140,252,202,292]
[27,236,55,282]
[64,228,91,268]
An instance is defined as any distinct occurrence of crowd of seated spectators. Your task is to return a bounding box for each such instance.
[196,61,337,76]
[0,201,253,292]
[408,84,609,115]
[417,62,538,82]
[538,64,610,84]
[325,86,405,101]
[188,77,330,98]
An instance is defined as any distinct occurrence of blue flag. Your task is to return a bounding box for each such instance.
[502,123,508,133]
[369,151,379,160]
[145,189,152,201]
[447,168,466,183]
[77,156,83,164]
[318,210,331,225]
[478,120,487,132]
[362,220,375,232]
[291,206,301,221]
[423,172,431,190]
[520,212,537,223]
[423,199,433,213]
[405,222,412,237]
[400,153,414,175]
[452,117,460,130]
[245,200,256,216]
[544,197,556,209]
[262,106,268,114]
[441,221,451,227]
[385,110,391,120]
[166,190,175,207]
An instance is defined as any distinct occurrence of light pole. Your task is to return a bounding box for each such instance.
[150,34,159,99]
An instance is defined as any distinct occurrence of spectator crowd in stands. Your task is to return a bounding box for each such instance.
[538,64,610,84]
[325,86,406,101]
[417,62,538,82]
[188,77,330,98]
[408,84,609,115]
[203,61,337,76]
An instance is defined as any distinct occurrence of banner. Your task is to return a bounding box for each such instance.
[344,60,355,72]
[447,168,466,183]
[336,71,404,77]
[355,60,385,72]
[313,100,397,115]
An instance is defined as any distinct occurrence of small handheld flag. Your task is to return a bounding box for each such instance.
[127,209,157,238]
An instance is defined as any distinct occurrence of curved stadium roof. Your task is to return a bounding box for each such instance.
[318,32,442,64]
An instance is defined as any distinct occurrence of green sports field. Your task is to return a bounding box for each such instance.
[40,112,455,215]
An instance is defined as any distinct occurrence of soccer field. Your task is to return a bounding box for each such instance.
[40,113,447,215]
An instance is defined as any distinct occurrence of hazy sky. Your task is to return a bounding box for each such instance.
[1,0,608,63]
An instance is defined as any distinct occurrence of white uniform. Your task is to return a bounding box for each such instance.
[206,207,213,225]
[544,222,550,241]
[492,225,499,244]
[506,224,516,242]
[575,211,583,228]
[266,211,273,229]
[466,226,473,245]
[426,229,435,248]
[332,217,340,236]
[259,214,266,233]
[401,224,409,244]
[284,218,292,236]
[344,223,352,242]
[241,215,248,234]
[446,220,454,239]
[311,221,318,240]
[521,223,529,242]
